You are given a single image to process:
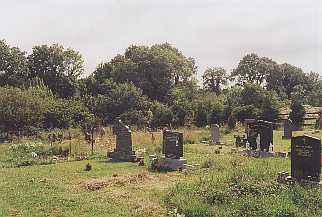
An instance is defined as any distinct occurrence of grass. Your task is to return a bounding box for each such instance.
[0,127,321,217]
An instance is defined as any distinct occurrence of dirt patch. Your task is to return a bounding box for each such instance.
[82,172,153,191]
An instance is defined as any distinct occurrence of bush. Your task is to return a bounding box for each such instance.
[44,99,94,129]
[0,86,50,135]
[150,102,173,128]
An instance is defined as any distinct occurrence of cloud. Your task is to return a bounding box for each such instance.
[0,0,321,78]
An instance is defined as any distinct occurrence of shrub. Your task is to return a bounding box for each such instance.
[44,99,94,129]
[0,86,50,135]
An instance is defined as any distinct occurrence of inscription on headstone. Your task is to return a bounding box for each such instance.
[162,130,183,159]
[291,135,321,182]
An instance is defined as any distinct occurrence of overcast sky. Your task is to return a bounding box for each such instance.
[1,0,321,78]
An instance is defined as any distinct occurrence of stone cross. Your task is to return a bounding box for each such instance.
[291,135,321,182]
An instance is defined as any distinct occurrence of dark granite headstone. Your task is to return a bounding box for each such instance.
[108,119,137,162]
[162,130,183,159]
[247,120,274,151]
[291,135,321,182]
[244,119,256,135]
[283,119,293,139]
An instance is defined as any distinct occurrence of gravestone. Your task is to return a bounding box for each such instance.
[107,119,138,162]
[211,124,220,145]
[291,135,321,182]
[162,130,183,159]
[247,120,274,151]
[283,119,293,139]
[244,119,256,135]
[160,130,187,170]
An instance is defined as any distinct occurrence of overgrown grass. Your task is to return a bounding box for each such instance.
[0,127,321,216]
[164,155,322,217]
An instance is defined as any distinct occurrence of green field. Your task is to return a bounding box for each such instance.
[0,128,321,217]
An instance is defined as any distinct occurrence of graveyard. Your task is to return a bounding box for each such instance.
[1,6,322,215]
[0,126,321,217]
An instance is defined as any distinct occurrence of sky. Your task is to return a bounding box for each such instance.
[0,0,321,79]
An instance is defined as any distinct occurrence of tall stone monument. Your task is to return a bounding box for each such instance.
[291,135,321,182]
[282,119,293,139]
[107,119,138,162]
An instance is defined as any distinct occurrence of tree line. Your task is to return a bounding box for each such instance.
[0,39,321,135]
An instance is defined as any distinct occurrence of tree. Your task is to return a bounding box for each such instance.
[44,99,93,129]
[266,63,307,99]
[202,67,227,95]
[93,80,151,123]
[231,53,276,86]
[0,86,51,135]
[28,44,84,98]
[92,43,197,101]
[289,99,305,129]
[233,84,280,122]
[0,40,29,87]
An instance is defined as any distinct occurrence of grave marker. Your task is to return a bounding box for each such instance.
[211,124,220,145]
[108,119,138,162]
[291,135,321,182]
[283,119,293,139]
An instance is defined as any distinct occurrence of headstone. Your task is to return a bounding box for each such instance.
[107,119,138,162]
[162,130,183,159]
[244,119,256,135]
[291,135,321,182]
[160,130,187,170]
[247,120,274,152]
[283,119,293,139]
[211,124,220,145]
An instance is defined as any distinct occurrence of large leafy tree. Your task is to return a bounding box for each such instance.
[202,67,227,95]
[231,53,277,86]
[92,79,151,124]
[93,43,197,101]
[233,84,280,122]
[28,44,84,98]
[266,63,307,99]
[0,40,29,87]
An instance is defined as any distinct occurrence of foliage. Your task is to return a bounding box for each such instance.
[93,80,151,124]
[234,84,280,122]
[0,86,51,135]
[202,67,227,95]
[44,99,94,129]
[150,101,174,128]
[0,39,29,87]
[231,53,277,86]
[266,63,308,99]
[28,44,84,98]
[92,43,197,101]
[164,156,322,217]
